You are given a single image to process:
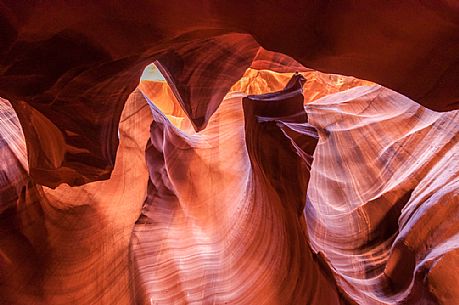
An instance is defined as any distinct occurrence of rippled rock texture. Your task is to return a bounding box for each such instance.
[0,2,459,305]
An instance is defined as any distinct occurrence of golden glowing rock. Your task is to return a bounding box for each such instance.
[0,2,458,304]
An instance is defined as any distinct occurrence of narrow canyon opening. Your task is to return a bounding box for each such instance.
[0,3,458,304]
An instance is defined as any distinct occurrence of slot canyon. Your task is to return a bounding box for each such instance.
[0,2,458,305]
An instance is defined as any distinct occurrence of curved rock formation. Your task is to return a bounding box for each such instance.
[0,2,458,305]
[1,1,458,187]
[306,85,459,305]
[131,74,341,305]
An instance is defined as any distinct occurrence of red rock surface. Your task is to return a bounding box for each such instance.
[0,2,458,305]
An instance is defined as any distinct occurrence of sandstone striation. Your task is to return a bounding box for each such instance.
[0,2,458,305]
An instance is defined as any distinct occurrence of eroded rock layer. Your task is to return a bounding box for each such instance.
[0,2,458,304]
[1,1,458,189]
[1,67,458,304]
[306,86,459,305]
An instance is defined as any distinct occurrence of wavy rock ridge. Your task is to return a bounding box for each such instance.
[0,2,458,305]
